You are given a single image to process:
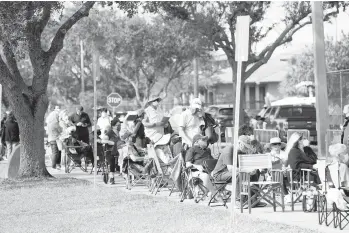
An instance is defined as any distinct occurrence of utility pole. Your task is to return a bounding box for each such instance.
[80,40,85,93]
[193,58,199,98]
[312,1,329,158]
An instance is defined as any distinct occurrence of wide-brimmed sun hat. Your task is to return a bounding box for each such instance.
[270,137,281,144]
[192,134,208,146]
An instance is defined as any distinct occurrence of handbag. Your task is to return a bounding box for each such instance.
[203,113,218,144]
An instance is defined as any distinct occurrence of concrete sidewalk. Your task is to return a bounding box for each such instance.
[46,162,347,233]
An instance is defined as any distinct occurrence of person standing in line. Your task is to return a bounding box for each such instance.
[178,98,205,149]
[4,112,20,160]
[132,109,147,149]
[46,106,62,169]
[0,112,8,160]
[142,95,166,143]
[69,106,91,144]
[97,108,111,133]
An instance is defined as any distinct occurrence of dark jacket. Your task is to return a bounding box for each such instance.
[1,116,6,144]
[4,120,20,142]
[288,148,315,170]
[69,112,91,143]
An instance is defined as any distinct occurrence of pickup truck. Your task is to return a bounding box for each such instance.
[257,97,318,143]
[286,116,317,143]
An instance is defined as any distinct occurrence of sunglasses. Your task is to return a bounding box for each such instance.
[271,143,281,146]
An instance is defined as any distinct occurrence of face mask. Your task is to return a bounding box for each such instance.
[197,110,203,117]
[249,135,255,141]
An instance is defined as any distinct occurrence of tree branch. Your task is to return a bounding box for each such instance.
[46,2,95,66]
[2,42,22,80]
[37,4,52,35]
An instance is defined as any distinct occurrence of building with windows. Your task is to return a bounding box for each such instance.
[206,52,294,111]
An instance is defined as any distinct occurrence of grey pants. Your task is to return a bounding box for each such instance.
[5,141,19,159]
[50,141,61,168]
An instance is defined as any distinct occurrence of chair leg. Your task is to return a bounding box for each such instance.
[154,176,163,195]
[180,181,189,202]
[248,186,251,214]
[169,183,175,196]
[291,185,294,211]
[240,194,243,213]
[273,191,276,212]
[281,186,285,212]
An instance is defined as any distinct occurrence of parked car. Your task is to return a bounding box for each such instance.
[206,104,250,142]
[257,97,317,143]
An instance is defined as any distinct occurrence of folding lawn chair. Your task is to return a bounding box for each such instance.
[178,156,210,204]
[62,140,91,174]
[179,166,208,203]
[318,164,337,227]
[203,159,231,208]
[238,153,285,214]
[124,145,150,190]
[318,161,349,230]
[286,168,314,211]
[147,144,176,195]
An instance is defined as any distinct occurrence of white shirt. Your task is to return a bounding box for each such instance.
[97,116,111,132]
[178,109,205,146]
[144,106,164,141]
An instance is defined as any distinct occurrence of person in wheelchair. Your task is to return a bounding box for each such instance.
[185,134,215,196]
[58,110,93,168]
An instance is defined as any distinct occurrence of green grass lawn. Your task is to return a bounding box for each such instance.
[0,178,320,233]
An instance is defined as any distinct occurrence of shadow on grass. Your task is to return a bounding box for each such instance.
[0,177,91,190]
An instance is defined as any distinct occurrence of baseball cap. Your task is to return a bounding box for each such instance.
[192,134,208,145]
[190,98,202,110]
[270,137,281,144]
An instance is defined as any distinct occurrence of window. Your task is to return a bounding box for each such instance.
[264,107,272,117]
[269,107,277,118]
[276,106,316,118]
[293,107,303,116]
[219,108,234,115]
[278,107,293,118]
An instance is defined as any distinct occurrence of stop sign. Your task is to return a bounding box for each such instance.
[107,93,122,108]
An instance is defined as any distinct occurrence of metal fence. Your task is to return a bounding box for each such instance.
[286,129,310,142]
[326,129,342,145]
[253,129,279,144]
[327,70,349,129]
[225,127,234,144]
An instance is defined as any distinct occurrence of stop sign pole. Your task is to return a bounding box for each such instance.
[231,15,250,227]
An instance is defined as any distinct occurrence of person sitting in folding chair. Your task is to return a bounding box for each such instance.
[329,143,349,188]
[285,133,321,186]
[185,134,215,198]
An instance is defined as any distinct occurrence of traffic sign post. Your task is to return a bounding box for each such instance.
[107,93,122,109]
[231,15,250,227]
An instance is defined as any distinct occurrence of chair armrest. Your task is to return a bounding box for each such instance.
[300,168,312,172]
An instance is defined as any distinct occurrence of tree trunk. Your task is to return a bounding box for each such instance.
[16,94,51,178]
